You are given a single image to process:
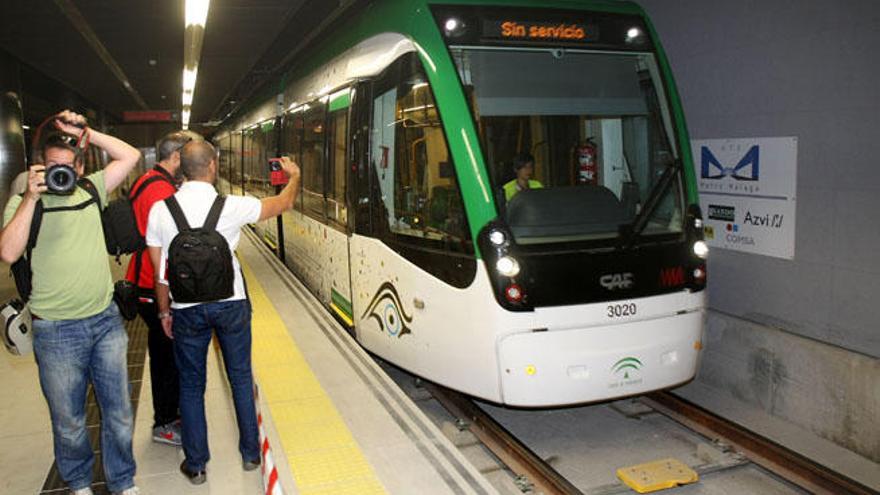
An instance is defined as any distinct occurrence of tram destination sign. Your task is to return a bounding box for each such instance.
[693,137,798,259]
[482,19,599,43]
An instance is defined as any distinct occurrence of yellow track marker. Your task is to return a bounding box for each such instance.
[617,458,698,493]
[242,261,387,494]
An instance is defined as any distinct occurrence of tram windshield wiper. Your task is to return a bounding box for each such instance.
[619,157,682,249]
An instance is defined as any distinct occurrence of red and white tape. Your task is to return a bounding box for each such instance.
[254,383,285,495]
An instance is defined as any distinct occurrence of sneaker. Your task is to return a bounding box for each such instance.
[180,460,207,485]
[113,487,140,495]
[152,421,182,446]
[243,457,261,471]
[71,488,94,495]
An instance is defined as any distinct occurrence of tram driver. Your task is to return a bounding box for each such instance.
[502,152,543,201]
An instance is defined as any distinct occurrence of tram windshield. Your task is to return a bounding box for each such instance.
[452,48,684,245]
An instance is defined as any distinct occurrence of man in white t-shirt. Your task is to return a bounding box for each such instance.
[145,140,300,484]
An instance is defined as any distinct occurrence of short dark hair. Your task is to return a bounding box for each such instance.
[156,131,193,162]
[40,132,81,165]
[180,140,216,180]
[513,153,535,171]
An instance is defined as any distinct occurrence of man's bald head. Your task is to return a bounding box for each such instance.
[180,140,217,181]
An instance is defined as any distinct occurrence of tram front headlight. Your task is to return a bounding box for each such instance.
[693,240,709,259]
[496,256,520,277]
[488,229,507,247]
[443,17,467,37]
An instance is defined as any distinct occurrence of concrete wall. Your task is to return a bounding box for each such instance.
[635,0,880,461]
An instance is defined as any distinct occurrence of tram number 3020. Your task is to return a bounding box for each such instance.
[606,303,637,318]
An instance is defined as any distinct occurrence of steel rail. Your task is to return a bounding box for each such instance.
[425,383,584,495]
[643,392,876,495]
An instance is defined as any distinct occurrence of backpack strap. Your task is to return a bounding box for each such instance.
[76,177,102,209]
[130,173,174,202]
[25,198,44,262]
[164,195,191,231]
[203,195,226,232]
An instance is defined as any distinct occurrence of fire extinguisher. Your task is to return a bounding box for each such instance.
[575,138,598,185]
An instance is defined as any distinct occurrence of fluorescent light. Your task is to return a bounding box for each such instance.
[182,90,193,106]
[22,125,30,130]
[182,67,198,92]
[186,0,210,27]
[182,107,191,127]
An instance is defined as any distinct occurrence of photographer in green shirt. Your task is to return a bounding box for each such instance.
[0,110,141,495]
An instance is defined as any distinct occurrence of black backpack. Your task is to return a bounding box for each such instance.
[80,172,172,258]
[164,195,234,303]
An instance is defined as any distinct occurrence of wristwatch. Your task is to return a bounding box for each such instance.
[158,311,172,320]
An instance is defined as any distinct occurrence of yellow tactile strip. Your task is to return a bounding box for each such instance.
[243,262,388,495]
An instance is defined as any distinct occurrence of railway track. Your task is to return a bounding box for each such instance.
[422,383,875,495]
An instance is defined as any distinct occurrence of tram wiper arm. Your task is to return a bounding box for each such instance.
[620,158,682,249]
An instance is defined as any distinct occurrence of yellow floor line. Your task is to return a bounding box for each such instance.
[242,261,387,495]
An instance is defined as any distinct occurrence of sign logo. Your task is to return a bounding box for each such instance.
[362,282,413,338]
[707,204,736,222]
[600,273,634,291]
[611,357,642,379]
[701,145,759,181]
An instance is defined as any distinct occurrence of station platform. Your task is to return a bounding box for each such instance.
[0,231,497,494]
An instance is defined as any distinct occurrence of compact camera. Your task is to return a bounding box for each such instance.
[268,158,288,186]
[45,164,78,194]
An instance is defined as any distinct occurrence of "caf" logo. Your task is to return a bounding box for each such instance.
[600,273,634,291]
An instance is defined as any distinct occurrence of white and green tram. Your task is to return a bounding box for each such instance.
[215,0,708,407]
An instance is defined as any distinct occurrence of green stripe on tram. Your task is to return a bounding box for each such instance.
[329,90,351,112]
[331,288,353,319]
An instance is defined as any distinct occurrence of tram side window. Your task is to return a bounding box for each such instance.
[261,120,278,197]
[370,55,469,248]
[242,128,257,195]
[302,101,326,217]
[282,111,304,211]
[218,136,230,194]
[326,108,348,226]
[254,123,271,198]
[230,131,243,194]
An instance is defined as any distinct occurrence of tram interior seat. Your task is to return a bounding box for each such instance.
[505,185,628,241]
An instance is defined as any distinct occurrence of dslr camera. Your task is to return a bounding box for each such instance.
[45,164,78,194]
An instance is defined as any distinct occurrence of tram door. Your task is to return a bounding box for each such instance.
[324,89,355,327]
[349,81,373,338]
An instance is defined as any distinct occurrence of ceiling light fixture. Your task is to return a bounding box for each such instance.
[182,0,210,129]
[185,0,210,27]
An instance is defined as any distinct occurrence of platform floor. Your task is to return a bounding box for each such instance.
[0,231,496,494]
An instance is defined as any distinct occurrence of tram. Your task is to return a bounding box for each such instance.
[215,0,707,407]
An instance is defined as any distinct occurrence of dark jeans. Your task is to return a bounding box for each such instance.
[32,303,136,493]
[172,299,259,471]
[137,300,180,427]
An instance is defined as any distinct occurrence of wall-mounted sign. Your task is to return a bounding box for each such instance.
[693,137,797,259]
[122,110,173,123]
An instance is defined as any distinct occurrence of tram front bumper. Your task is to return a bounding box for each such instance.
[496,310,704,407]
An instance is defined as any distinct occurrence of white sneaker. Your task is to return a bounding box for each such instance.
[114,487,140,495]
[71,488,94,495]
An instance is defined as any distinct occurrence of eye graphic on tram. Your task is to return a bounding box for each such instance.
[362,282,413,337]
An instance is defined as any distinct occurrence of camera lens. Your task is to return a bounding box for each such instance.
[46,165,77,194]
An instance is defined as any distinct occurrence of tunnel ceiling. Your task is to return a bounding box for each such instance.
[0,0,363,127]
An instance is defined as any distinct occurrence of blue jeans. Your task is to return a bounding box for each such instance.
[172,299,259,470]
[32,303,136,493]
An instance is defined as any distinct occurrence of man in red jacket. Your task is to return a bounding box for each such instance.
[124,131,192,445]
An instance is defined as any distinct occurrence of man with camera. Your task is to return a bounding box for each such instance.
[146,140,299,484]
[0,110,141,495]
[124,131,193,447]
